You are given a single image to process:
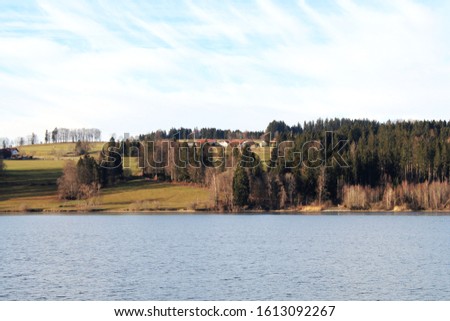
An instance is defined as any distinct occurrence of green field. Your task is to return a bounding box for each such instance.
[0,146,211,213]
[19,142,106,158]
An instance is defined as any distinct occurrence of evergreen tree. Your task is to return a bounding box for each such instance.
[77,155,99,185]
[233,165,250,207]
[52,128,58,143]
[100,137,123,186]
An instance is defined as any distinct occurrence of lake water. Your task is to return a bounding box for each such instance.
[0,214,449,301]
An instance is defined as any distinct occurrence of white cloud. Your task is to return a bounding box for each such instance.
[1,0,450,141]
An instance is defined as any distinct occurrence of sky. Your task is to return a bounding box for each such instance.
[1,0,450,141]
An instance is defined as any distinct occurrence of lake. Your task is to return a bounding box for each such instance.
[0,214,449,300]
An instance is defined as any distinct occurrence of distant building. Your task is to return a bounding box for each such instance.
[0,148,20,159]
[217,140,229,147]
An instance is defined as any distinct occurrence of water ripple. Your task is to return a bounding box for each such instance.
[0,214,449,300]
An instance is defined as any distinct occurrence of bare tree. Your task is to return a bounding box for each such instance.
[94,129,101,141]
[209,169,234,211]
[75,140,91,156]
[52,128,58,143]
[317,167,327,206]
[343,185,369,210]
[284,172,296,207]
[57,161,79,200]
[1,138,10,149]
[31,133,37,145]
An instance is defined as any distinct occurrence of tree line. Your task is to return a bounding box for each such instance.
[45,128,102,143]
[1,128,102,148]
[135,119,450,211]
[138,127,264,141]
[57,118,450,211]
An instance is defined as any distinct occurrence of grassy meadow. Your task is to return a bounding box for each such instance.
[0,143,210,213]
[19,142,105,158]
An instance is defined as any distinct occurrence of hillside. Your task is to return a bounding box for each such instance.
[3,118,450,213]
[0,143,210,213]
[18,142,105,159]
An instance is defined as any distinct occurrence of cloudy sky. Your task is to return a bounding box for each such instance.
[1,0,450,141]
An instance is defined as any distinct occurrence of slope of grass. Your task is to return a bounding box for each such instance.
[0,160,64,211]
[0,159,210,213]
[19,142,106,158]
[84,180,210,212]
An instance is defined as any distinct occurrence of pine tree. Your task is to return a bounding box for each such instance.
[77,155,99,185]
[100,137,123,186]
[233,165,250,207]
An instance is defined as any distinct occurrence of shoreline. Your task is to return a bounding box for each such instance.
[1,208,450,215]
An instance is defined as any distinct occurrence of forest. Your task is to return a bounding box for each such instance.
[55,118,450,212]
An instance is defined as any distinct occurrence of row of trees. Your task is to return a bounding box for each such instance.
[46,128,102,143]
[139,127,264,141]
[342,182,450,210]
[1,134,38,147]
[1,128,102,148]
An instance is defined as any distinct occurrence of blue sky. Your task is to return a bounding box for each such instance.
[1,0,450,141]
